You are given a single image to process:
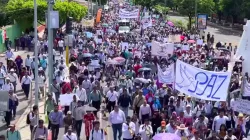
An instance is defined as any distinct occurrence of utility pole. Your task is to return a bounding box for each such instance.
[195,0,198,28]
[47,0,54,92]
[34,0,39,107]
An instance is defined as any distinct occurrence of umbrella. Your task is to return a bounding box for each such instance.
[153,133,181,140]
[134,78,151,84]
[113,57,126,63]
[106,59,119,65]
[84,105,97,112]
[167,21,174,27]
[83,53,93,58]
[187,40,195,44]
[138,67,152,72]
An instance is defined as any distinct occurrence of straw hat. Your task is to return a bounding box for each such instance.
[177,124,187,130]
[238,113,244,117]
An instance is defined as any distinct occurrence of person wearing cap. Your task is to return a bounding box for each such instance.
[2,77,14,92]
[109,104,126,140]
[63,111,75,133]
[8,68,18,92]
[175,124,189,139]
[32,119,48,140]
[6,124,21,140]
[21,72,32,99]
[156,121,167,133]
[63,126,77,140]
[232,112,249,134]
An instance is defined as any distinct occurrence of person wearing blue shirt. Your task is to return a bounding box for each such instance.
[49,104,63,140]
[40,55,47,71]
[152,97,161,112]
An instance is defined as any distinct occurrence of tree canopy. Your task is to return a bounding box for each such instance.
[4,0,88,25]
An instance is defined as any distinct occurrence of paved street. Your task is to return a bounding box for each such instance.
[0,50,33,133]
[168,14,241,46]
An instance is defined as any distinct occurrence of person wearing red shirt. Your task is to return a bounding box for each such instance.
[133,61,142,76]
[84,109,95,140]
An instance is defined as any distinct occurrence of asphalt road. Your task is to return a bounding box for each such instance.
[168,14,241,46]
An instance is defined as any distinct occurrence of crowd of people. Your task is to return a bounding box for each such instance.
[1,1,249,140]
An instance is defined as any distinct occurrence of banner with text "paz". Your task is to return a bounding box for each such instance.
[175,60,231,101]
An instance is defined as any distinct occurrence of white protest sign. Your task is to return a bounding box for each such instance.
[60,94,79,106]
[243,81,250,96]
[121,42,129,50]
[175,60,231,101]
[182,44,190,51]
[151,41,174,57]
[158,64,175,84]
[234,98,250,115]
[197,39,203,45]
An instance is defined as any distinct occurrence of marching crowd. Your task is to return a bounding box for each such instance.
[1,1,249,140]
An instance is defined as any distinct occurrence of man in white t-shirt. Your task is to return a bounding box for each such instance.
[58,39,64,55]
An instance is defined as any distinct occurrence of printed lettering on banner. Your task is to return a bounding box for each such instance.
[234,99,250,115]
[151,41,174,57]
[158,64,175,84]
[243,81,250,97]
[60,94,79,106]
[175,60,231,101]
[142,18,152,29]
[119,9,139,18]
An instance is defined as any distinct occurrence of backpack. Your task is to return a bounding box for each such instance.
[26,112,34,124]
[92,129,103,140]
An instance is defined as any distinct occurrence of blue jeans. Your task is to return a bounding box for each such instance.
[120,106,128,118]
[112,123,122,140]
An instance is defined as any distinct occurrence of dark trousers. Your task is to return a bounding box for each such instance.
[26,66,30,71]
[12,106,17,117]
[30,125,34,133]
[112,123,122,140]
[123,139,133,140]
[51,124,60,140]
[135,107,140,117]
[4,111,12,126]
[75,120,82,137]
[11,82,16,93]
[92,100,101,116]
[22,84,30,98]
[32,69,35,79]
[141,114,149,124]
[47,112,51,129]
[107,101,116,113]
[64,106,69,115]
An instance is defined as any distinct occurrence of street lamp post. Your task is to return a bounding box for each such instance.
[195,0,198,28]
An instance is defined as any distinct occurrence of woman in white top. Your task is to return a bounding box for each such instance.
[184,104,193,125]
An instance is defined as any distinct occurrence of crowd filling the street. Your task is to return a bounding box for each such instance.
[1,0,250,140]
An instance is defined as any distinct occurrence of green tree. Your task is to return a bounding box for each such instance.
[134,0,154,8]
[197,0,215,15]
[5,0,87,25]
[178,0,195,29]
[154,4,170,14]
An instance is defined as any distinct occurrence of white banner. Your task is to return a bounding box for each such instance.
[175,60,231,101]
[243,80,250,96]
[142,17,152,29]
[158,64,175,84]
[151,41,174,57]
[234,98,250,115]
[60,94,79,106]
[119,9,139,19]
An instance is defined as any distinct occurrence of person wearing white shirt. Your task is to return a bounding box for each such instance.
[166,118,177,133]
[204,100,213,117]
[2,77,14,91]
[89,121,106,140]
[109,105,126,140]
[139,119,153,140]
[63,127,77,140]
[232,113,249,133]
[21,73,32,99]
[25,55,32,71]
[58,39,64,55]
[122,116,136,140]
[139,101,152,124]
[73,85,87,105]
[192,101,205,118]
[212,109,230,131]
[8,69,18,92]
[106,87,118,113]
[0,68,6,88]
